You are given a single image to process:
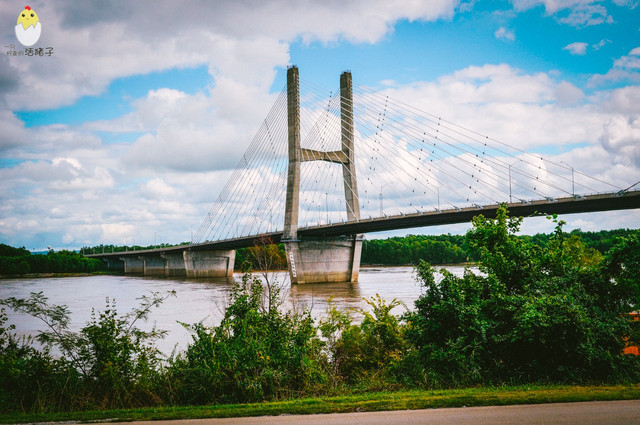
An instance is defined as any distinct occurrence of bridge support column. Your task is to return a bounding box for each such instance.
[283,66,362,284]
[286,236,362,284]
[120,256,144,274]
[183,250,235,278]
[143,255,166,276]
[141,255,165,276]
[163,252,187,277]
[103,257,124,272]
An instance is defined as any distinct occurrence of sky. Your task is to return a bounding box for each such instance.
[1,0,639,251]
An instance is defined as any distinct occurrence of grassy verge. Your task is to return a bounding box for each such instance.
[3,384,640,423]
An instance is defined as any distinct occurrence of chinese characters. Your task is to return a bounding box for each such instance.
[4,44,54,57]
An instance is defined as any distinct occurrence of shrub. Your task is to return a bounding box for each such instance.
[405,205,640,386]
[0,291,173,412]
[168,268,327,404]
[328,295,407,389]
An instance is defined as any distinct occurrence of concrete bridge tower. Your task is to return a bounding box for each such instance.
[283,66,363,284]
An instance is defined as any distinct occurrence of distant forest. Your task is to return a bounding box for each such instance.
[2,228,637,276]
[0,245,103,275]
[359,228,639,266]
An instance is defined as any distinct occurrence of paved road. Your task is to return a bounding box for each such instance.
[115,400,640,425]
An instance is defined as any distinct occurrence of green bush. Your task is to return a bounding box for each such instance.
[167,268,327,404]
[405,206,640,386]
[0,291,172,412]
[325,295,407,389]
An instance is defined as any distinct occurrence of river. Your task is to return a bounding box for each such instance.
[0,266,468,356]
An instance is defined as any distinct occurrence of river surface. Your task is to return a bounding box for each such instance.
[0,266,468,356]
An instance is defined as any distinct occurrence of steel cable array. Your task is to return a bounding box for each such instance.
[192,76,625,244]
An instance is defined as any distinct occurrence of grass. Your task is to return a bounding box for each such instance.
[3,384,640,423]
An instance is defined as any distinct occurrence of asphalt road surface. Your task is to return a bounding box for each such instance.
[115,400,640,425]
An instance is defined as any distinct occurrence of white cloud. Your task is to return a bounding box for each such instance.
[558,3,613,26]
[554,81,585,104]
[494,27,515,41]
[143,179,176,198]
[511,0,594,14]
[563,41,588,55]
[510,0,622,26]
[1,0,460,112]
[591,49,640,84]
[600,86,640,115]
[614,55,640,71]
[363,64,640,206]
[599,116,640,166]
[375,64,606,152]
[592,39,610,50]
[611,0,638,7]
[458,0,479,13]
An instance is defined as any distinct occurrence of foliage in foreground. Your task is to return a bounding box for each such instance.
[406,210,640,386]
[1,206,639,414]
[166,269,325,404]
[0,291,173,411]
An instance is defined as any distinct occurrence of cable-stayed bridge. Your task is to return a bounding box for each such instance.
[88,67,640,283]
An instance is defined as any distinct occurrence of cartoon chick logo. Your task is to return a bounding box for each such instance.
[15,5,41,47]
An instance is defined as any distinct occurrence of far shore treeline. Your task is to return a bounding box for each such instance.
[1,228,637,276]
[0,245,103,275]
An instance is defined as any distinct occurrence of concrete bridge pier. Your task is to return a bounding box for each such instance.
[120,256,144,274]
[163,252,187,277]
[102,257,124,272]
[117,250,234,278]
[143,255,166,276]
[183,249,235,278]
[286,236,362,284]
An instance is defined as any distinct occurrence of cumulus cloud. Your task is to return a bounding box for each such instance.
[494,27,515,41]
[2,0,460,112]
[592,39,611,50]
[564,42,588,55]
[510,0,592,14]
[558,3,613,26]
[360,64,640,211]
[591,48,640,84]
[510,0,622,26]
[599,116,640,166]
[1,0,465,248]
[600,86,640,115]
[554,81,584,104]
[611,0,638,7]
[375,64,605,151]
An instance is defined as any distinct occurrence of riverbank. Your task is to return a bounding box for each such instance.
[3,384,639,424]
[0,271,120,279]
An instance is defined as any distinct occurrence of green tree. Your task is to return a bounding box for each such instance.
[406,205,640,386]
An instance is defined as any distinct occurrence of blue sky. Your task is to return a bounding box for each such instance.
[1,0,639,250]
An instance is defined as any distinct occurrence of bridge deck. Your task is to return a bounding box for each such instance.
[87,190,640,259]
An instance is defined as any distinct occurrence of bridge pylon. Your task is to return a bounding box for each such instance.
[283,66,363,284]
